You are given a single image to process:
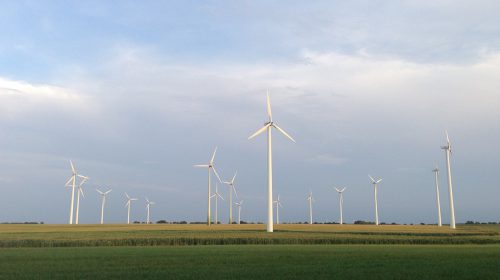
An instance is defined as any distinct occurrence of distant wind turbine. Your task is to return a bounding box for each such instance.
[194,147,223,226]
[75,175,89,225]
[234,200,243,224]
[334,187,346,225]
[441,131,456,229]
[369,175,383,226]
[248,92,295,232]
[432,166,442,227]
[210,184,224,224]
[96,189,112,224]
[64,161,88,224]
[223,171,238,224]
[125,193,138,224]
[146,197,155,224]
[307,191,314,225]
[273,194,282,224]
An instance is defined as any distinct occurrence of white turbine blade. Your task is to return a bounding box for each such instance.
[217,193,224,200]
[223,181,231,185]
[125,192,130,199]
[210,194,216,199]
[146,197,150,203]
[70,160,76,174]
[266,92,273,122]
[131,198,138,201]
[334,187,340,192]
[232,185,238,199]
[210,147,218,164]
[368,175,375,183]
[150,202,155,205]
[77,175,89,180]
[105,189,112,195]
[445,130,450,144]
[211,166,222,183]
[96,189,104,195]
[341,187,346,192]
[194,164,209,168]
[79,187,85,198]
[65,176,74,187]
[231,171,237,184]
[125,201,130,207]
[376,178,383,184]
[273,124,296,143]
[248,123,271,140]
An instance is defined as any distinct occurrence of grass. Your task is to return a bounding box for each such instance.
[0,224,498,247]
[0,245,499,279]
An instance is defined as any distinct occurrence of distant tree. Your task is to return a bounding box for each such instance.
[156,220,167,224]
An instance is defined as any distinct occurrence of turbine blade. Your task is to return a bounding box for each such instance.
[105,190,112,195]
[79,187,85,198]
[70,160,76,174]
[445,130,450,144]
[194,164,209,168]
[376,179,383,184]
[232,171,237,184]
[211,166,222,183]
[210,147,218,164]
[273,124,296,143]
[368,175,375,183]
[125,193,130,199]
[96,189,104,195]
[217,193,224,200]
[267,91,273,122]
[210,194,216,199]
[232,185,238,199]
[248,123,271,140]
[65,176,74,187]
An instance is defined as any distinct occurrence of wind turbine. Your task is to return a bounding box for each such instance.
[334,187,346,225]
[273,194,283,224]
[75,175,89,225]
[248,92,295,232]
[223,171,238,224]
[145,197,155,224]
[234,200,243,224]
[64,161,88,224]
[307,191,315,225]
[125,193,138,224]
[441,131,456,229]
[210,184,224,224]
[194,147,223,226]
[96,189,112,224]
[369,175,383,225]
[432,166,442,227]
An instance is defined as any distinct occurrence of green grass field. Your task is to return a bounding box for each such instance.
[0,224,499,279]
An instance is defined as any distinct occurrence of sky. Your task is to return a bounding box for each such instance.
[0,0,499,224]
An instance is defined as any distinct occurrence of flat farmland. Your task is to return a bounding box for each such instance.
[0,224,498,247]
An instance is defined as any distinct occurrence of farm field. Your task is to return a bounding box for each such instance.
[0,224,499,279]
[0,245,499,279]
[0,223,499,247]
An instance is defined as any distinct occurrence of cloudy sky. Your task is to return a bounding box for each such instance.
[1,1,499,224]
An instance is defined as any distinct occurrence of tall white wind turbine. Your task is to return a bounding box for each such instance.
[210,184,224,224]
[96,189,112,224]
[223,171,238,224]
[432,166,442,227]
[307,191,314,225]
[64,161,88,224]
[194,147,223,226]
[75,175,89,225]
[273,194,283,224]
[248,93,295,232]
[234,200,243,224]
[145,197,155,224]
[334,187,346,225]
[441,131,456,229]
[369,175,383,225]
[125,193,138,224]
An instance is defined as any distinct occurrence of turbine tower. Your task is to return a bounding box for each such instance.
[248,92,295,232]
[369,175,383,225]
[441,131,456,229]
[146,197,155,224]
[234,200,243,224]
[64,161,87,224]
[96,189,112,224]
[210,184,224,224]
[307,191,314,225]
[273,194,283,224]
[75,175,89,225]
[194,147,223,226]
[125,193,138,224]
[334,187,346,225]
[432,166,442,227]
[223,171,238,224]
